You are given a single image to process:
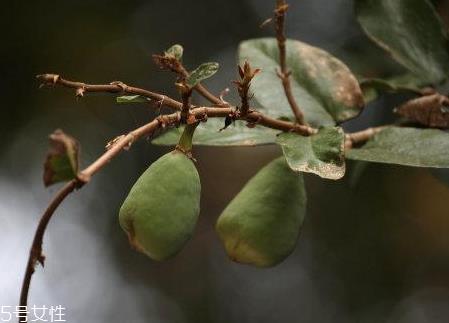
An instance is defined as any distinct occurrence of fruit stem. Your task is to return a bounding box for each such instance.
[177,122,199,153]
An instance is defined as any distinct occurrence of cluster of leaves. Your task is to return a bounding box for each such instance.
[150,0,449,176]
[44,0,449,266]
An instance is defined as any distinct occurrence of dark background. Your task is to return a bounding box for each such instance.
[1,1,449,322]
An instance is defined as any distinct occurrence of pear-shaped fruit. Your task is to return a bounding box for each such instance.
[216,157,306,267]
[119,150,200,261]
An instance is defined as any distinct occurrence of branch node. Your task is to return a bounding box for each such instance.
[110,81,128,93]
[76,173,90,186]
[31,247,45,268]
[245,111,262,128]
[124,134,136,151]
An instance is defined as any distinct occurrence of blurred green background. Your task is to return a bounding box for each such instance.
[1,1,449,322]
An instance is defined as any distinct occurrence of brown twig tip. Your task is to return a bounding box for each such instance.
[275,0,289,16]
[153,50,224,106]
[235,61,260,116]
[37,74,60,86]
[153,53,184,75]
[273,0,306,126]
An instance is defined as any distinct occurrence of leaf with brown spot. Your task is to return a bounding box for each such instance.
[238,38,365,127]
[395,94,449,128]
[43,129,80,187]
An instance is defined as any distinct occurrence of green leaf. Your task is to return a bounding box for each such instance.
[276,127,346,180]
[153,119,279,147]
[360,76,423,103]
[186,62,219,88]
[165,44,183,60]
[116,95,148,104]
[355,0,449,84]
[239,38,365,127]
[43,129,80,187]
[347,127,449,168]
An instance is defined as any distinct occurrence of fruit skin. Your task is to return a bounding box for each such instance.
[216,157,306,267]
[119,150,200,261]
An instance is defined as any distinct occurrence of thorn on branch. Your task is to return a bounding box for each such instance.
[75,87,86,98]
[123,135,135,151]
[218,87,231,107]
[260,17,273,28]
[31,247,46,268]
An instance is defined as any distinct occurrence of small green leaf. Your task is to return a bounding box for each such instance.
[116,95,148,104]
[186,62,219,88]
[355,0,449,84]
[239,38,365,127]
[276,127,346,180]
[347,127,449,168]
[43,129,80,187]
[153,119,279,147]
[165,44,183,60]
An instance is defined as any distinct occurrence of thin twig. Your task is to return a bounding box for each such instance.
[37,74,317,136]
[344,126,387,150]
[37,74,183,110]
[152,54,223,105]
[274,0,306,125]
[19,180,78,323]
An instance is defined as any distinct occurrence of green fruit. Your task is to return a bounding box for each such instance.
[216,157,306,267]
[119,150,201,261]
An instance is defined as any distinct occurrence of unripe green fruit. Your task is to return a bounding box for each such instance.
[119,150,201,261]
[216,157,306,267]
